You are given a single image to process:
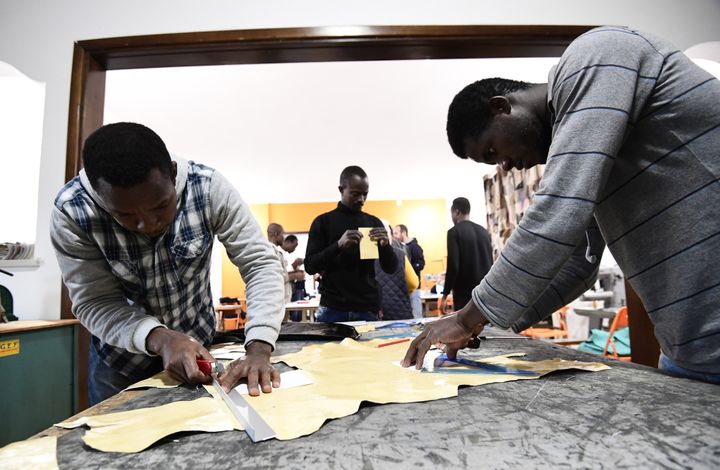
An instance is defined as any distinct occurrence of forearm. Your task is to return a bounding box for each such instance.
[211,173,284,347]
[288,271,305,282]
[511,238,602,332]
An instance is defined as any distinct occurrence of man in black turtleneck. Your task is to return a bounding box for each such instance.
[304,166,397,322]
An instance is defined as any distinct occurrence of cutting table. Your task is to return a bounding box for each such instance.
[36,329,720,469]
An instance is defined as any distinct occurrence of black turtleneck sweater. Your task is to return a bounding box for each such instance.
[305,202,397,312]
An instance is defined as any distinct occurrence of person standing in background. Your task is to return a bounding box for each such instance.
[392,224,425,319]
[282,234,307,321]
[304,166,397,322]
[267,223,292,305]
[442,197,493,314]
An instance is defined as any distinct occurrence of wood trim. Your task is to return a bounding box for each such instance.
[625,280,660,367]
[65,42,106,183]
[78,25,594,70]
[62,23,595,412]
[0,319,79,334]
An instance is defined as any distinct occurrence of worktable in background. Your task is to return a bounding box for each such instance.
[37,328,719,469]
[1,320,79,447]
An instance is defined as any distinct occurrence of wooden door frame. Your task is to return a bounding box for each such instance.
[63,24,606,408]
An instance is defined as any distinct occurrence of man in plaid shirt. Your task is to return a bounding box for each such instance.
[51,122,285,405]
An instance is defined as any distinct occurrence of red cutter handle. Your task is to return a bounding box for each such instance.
[196,359,214,376]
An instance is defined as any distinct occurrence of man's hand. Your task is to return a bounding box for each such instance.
[369,227,390,247]
[217,341,280,395]
[291,257,304,270]
[401,301,489,369]
[338,229,362,250]
[439,296,452,315]
[146,327,214,384]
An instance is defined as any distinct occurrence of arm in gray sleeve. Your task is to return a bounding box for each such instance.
[511,219,605,332]
[209,171,285,349]
[50,207,163,354]
[471,35,641,329]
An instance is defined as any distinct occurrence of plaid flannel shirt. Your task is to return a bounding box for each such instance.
[54,161,217,377]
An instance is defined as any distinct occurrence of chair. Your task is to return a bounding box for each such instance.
[216,298,247,331]
[519,306,570,339]
[602,306,632,362]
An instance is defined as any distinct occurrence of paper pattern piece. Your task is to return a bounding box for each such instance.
[0,436,58,470]
[211,344,246,361]
[358,227,378,259]
[249,338,609,440]
[55,396,242,453]
[233,369,313,395]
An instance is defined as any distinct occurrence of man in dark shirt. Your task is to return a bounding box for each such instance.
[305,166,397,322]
[441,197,493,314]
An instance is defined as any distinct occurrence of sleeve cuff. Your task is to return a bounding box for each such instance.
[132,318,166,355]
[244,325,279,351]
[471,287,511,330]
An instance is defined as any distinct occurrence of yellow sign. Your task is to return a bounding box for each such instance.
[0,339,20,357]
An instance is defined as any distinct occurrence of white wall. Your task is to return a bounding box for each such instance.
[1,0,719,320]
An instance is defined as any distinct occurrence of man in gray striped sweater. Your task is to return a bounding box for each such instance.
[403,26,720,384]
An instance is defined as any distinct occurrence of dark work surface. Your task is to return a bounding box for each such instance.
[56,329,720,469]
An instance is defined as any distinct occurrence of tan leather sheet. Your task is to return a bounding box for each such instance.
[253,338,609,440]
[124,370,181,390]
[51,338,609,451]
[56,393,241,453]
[0,435,58,469]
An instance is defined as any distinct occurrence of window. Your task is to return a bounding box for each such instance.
[0,62,45,247]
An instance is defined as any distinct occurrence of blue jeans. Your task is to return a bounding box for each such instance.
[658,352,720,385]
[315,305,378,323]
[289,281,307,322]
[409,289,423,319]
[88,338,163,406]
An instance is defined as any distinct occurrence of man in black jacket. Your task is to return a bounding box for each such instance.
[441,197,493,314]
[304,166,397,322]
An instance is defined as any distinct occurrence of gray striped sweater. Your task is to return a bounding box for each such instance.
[473,27,720,373]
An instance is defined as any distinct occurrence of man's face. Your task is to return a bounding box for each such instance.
[463,103,550,172]
[268,228,285,246]
[392,226,404,242]
[339,175,369,212]
[96,166,177,238]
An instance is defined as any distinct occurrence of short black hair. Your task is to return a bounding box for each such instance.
[446,78,532,159]
[397,224,408,235]
[82,122,174,188]
[339,165,367,187]
[284,234,298,243]
[451,197,471,215]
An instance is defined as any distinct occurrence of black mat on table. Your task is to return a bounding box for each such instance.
[213,321,359,344]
